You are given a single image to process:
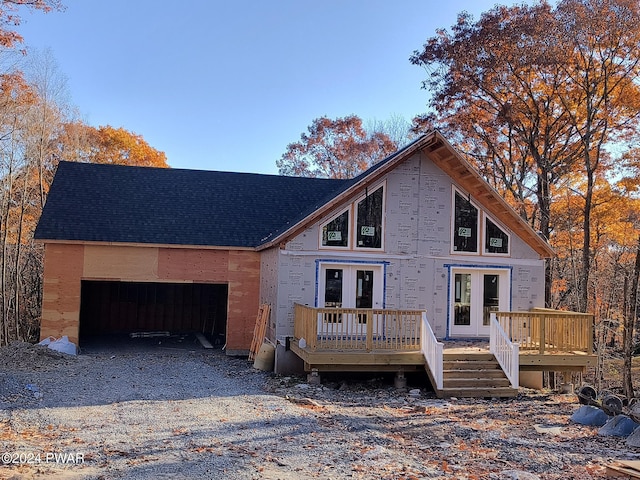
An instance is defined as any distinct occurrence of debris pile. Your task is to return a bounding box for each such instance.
[0,340,76,372]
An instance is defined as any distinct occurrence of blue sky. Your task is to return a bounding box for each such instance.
[18,1,515,174]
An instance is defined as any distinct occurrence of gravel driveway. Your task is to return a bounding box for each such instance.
[0,338,636,479]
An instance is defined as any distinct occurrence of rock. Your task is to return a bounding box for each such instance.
[626,425,640,447]
[533,424,564,435]
[570,405,610,426]
[500,470,541,480]
[598,415,640,437]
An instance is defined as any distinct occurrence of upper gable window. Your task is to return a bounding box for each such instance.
[356,186,384,249]
[322,209,350,248]
[453,190,479,253]
[485,217,510,255]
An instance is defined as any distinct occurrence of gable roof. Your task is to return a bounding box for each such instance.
[34,161,351,248]
[261,131,555,258]
[34,131,555,258]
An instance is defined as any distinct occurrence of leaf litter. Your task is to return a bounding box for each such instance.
[0,341,638,479]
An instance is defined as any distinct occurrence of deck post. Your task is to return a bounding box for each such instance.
[394,370,407,390]
[307,368,321,385]
[539,314,546,354]
[365,311,373,351]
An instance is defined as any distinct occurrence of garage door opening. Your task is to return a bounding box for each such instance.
[79,281,228,346]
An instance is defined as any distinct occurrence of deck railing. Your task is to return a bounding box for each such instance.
[293,304,423,351]
[494,309,594,354]
[490,313,519,388]
[421,312,443,390]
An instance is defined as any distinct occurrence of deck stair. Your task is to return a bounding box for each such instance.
[437,351,518,398]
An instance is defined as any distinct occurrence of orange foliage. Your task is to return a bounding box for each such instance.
[277,115,397,179]
[0,0,64,49]
[57,123,169,168]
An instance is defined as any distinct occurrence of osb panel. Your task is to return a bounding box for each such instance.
[158,248,229,282]
[40,244,84,344]
[226,250,261,351]
[83,245,159,280]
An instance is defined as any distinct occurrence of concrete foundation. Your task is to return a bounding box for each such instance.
[394,371,407,390]
[274,343,305,375]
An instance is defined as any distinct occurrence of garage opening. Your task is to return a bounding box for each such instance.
[79,281,228,345]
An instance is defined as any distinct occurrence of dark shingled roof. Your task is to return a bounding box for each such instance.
[34,161,354,248]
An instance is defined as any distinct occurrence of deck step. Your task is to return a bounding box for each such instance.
[437,387,519,398]
[431,351,518,399]
[443,360,502,370]
[443,369,506,379]
[443,352,495,361]
[443,377,512,389]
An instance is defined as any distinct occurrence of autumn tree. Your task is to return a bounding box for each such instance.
[554,0,640,313]
[0,0,64,49]
[410,3,581,305]
[0,71,37,344]
[54,123,169,168]
[0,60,167,346]
[277,115,397,179]
[410,0,640,313]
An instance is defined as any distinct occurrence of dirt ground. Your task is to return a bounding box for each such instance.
[0,338,639,479]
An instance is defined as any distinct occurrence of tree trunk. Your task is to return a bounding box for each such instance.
[623,235,640,399]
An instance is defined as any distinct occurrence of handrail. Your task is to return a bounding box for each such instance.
[495,310,593,354]
[490,312,519,389]
[420,312,443,390]
[293,304,422,351]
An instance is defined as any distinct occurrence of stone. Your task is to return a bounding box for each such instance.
[570,405,610,427]
[625,424,640,447]
[598,415,640,437]
[500,469,541,480]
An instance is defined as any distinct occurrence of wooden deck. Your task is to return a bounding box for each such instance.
[291,339,596,373]
[290,341,425,372]
[291,304,597,396]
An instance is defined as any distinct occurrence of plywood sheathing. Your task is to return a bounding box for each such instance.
[226,250,261,353]
[41,243,85,344]
[83,245,158,280]
[158,248,229,282]
[40,244,261,352]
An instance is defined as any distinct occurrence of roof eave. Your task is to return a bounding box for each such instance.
[426,133,555,259]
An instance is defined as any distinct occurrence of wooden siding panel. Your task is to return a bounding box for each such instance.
[83,245,159,280]
[157,248,229,282]
[40,244,85,344]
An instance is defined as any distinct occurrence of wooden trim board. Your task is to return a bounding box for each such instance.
[607,460,640,478]
[249,304,270,361]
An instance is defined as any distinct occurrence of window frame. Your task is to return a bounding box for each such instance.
[354,184,385,252]
[451,188,480,255]
[319,206,352,249]
[450,187,512,257]
[483,215,511,256]
[318,182,386,252]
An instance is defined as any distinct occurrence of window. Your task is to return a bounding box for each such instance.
[322,210,349,247]
[485,217,510,255]
[356,186,384,249]
[319,183,385,251]
[453,191,478,253]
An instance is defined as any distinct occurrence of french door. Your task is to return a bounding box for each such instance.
[450,268,509,337]
[318,264,383,335]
